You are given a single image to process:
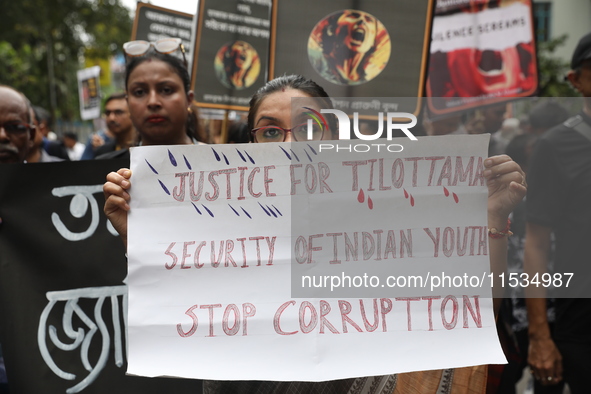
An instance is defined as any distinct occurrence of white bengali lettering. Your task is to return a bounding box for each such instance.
[38,286,128,393]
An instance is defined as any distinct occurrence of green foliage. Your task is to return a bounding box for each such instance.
[0,42,39,87]
[1,0,132,122]
[537,34,579,97]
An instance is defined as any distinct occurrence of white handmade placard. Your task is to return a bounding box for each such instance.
[127,135,505,381]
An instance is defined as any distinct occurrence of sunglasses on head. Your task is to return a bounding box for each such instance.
[123,38,187,67]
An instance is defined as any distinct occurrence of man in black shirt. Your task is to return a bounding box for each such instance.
[524,31,591,393]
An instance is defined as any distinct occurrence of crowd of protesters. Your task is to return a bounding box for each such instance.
[1,28,591,394]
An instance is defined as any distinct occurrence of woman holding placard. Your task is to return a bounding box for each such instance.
[104,73,526,393]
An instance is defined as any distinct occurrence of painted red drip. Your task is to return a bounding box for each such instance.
[453,193,459,203]
[404,189,409,199]
[358,189,365,203]
[410,195,415,207]
[443,186,449,197]
[368,196,373,210]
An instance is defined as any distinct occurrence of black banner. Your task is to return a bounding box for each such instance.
[191,0,272,111]
[0,160,202,393]
[132,2,194,70]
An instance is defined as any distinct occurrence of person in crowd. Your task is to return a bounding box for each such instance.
[104,73,526,393]
[82,92,132,160]
[25,106,64,163]
[524,31,591,393]
[246,75,336,143]
[489,133,564,394]
[97,41,202,161]
[526,100,570,135]
[80,127,113,160]
[0,85,36,164]
[483,104,509,156]
[0,84,37,393]
[34,106,58,141]
[94,92,136,158]
[491,117,521,153]
[463,103,509,155]
[34,106,69,160]
[62,131,85,161]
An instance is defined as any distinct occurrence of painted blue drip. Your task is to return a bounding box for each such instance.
[258,202,271,216]
[305,150,312,162]
[245,151,255,164]
[145,159,158,174]
[267,205,277,218]
[279,146,291,160]
[183,155,192,170]
[168,150,177,166]
[272,205,283,216]
[212,147,221,161]
[290,149,300,162]
[236,149,247,162]
[307,144,317,155]
[202,204,214,217]
[192,202,202,215]
[229,204,240,216]
[158,180,170,195]
[241,207,252,219]
[223,153,229,165]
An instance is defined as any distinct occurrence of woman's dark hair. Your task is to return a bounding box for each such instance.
[124,52,197,141]
[247,74,334,137]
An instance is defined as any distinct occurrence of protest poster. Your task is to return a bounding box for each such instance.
[0,160,202,393]
[126,134,505,381]
[85,57,112,87]
[76,66,101,120]
[270,0,434,115]
[426,0,538,116]
[131,2,195,72]
[191,0,272,110]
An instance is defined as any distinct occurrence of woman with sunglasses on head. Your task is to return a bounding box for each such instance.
[98,38,202,161]
[104,74,526,393]
[103,38,206,238]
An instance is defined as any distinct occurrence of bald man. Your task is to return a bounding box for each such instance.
[0,86,36,164]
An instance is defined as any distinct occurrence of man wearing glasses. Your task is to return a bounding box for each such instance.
[0,85,36,164]
[94,92,136,159]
